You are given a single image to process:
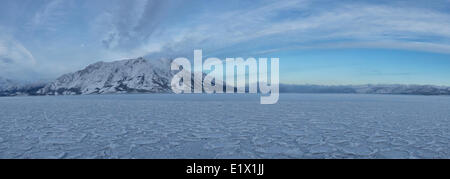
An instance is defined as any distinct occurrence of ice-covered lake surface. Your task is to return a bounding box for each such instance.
[0,94,448,159]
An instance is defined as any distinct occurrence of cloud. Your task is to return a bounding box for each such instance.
[3,0,450,80]
[92,0,308,59]
[177,1,450,56]
[95,0,180,50]
[0,38,36,66]
[29,0,70,31]
[100,0,450,58]
[0,33,37,79]
[87,0,450,61]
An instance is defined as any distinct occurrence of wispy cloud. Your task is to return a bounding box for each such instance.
[1,0,450,81]
[28,0,70,31]
[0,32,37,79]
[90,0,450,59]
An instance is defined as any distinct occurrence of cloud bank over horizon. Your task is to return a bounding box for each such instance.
[1,0,450,84]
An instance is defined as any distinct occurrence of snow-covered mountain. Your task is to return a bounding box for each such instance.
[0,57,212,96]
[352,84,450,95]
[279,84,450,95]
[37,57,174,95]
[2,57,450,96]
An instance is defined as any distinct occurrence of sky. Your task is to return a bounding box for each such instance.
[1,0,450,85]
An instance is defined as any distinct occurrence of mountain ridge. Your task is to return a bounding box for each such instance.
[37,57,174,95]
[279,84,450,95]
[1,57,450,96]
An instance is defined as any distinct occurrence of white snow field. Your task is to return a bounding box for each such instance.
[0,94,448,159]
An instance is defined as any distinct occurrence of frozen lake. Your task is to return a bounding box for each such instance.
[0,94,448,159]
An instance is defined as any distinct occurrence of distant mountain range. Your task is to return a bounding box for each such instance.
[1,57,450,96]
[279,84,450,95]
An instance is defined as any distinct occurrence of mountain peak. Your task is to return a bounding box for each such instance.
[37,57,173,95]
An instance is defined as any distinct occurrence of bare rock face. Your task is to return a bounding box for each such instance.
[38,57,174,95]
